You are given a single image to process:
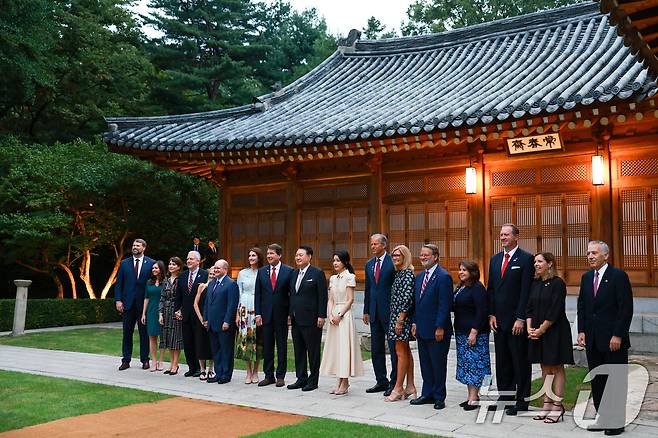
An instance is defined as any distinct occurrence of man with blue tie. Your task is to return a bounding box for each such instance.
[115,239,154,370]
[410,243,453,410]
[363,233,397,395]
[204,259,239,384]
[255,243,294,387]
[577,241,633,436]
[487,223,534,415]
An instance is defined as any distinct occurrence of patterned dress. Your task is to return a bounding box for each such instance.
[235,268,262,361]
[453,284,491,387]
[158,275,183,350]
[387,268,415,341]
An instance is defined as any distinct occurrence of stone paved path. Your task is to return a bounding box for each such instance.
[1,344,657,437]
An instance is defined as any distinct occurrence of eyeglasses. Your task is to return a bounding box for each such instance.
[391,253,401,258]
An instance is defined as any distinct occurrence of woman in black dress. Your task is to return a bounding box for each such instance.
[384,244,416,402]
[526,252,573,423]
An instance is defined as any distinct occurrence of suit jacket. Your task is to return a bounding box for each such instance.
[363,253,395,323]
[577,265,633,352]
[114,256,154,311]
[289,265,328,326]
[413,265,453,340]
[254,263,294,325]
[188,244,206,255]
[487,248,534,332]
[203,246,219,269]
[203,275,239,332]
[175,268,209,322]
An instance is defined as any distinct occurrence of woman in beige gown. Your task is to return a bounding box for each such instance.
[319,250,363,395]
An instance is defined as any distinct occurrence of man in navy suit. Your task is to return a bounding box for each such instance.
[175,250,209,377]
[487,223,534,415]
[255,243,294,387]
[203,259,239,384]
[114,238,154,370]
[363,233,397,395]
[577,241,633,436]
[288,246,328,392]
[410,244,453,410]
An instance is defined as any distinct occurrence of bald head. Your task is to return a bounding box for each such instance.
[213,259,229,277]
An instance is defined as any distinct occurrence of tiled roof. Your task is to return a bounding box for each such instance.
[104,2,656,153]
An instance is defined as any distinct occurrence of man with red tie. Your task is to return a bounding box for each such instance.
[577,241,633,436]
[487,224,534,415]
[363,233,397,395]
[115,239,154,370]
[255,243,294,387]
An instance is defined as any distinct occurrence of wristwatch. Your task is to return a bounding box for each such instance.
[337,311,343,318]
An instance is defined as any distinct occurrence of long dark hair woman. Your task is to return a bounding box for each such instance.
[159,256,184,375]
[142,260,166,371]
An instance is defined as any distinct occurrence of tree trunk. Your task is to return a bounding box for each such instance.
[78,250,97,299]
[15,260,63,299]
[100,255,122,299]
[57,263,78,299]
[53,274,64,299]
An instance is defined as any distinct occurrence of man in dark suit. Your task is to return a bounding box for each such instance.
[577,240,633,436]
[188,236,205,254]
[287,246,328,392]
[115,239,154,370]
[175,250,208,377]
[203,259,239,384]
[255,243,294,387]
[487,223,534,415]
[410,244,453,410]
[363,233,397,395]
[203,239,219,269]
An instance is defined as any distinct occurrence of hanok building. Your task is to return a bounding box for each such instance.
[105,1,658,297]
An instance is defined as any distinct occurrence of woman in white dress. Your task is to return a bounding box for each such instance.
[235,247,264,384]
[319,250,363,395]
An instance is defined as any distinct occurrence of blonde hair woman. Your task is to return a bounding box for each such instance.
[384,244,417,401]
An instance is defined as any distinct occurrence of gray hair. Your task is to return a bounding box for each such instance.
[370,233,388,247]
[588,240,610,254]
[187,250,201,261]
[216,259,229,269]
[421,243,440,258]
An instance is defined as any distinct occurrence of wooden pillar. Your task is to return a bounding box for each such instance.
[283,164,300,262]
[367,154,383,234]
[591,127,614,262]
[211,168,228,260]
[468,149,486,274]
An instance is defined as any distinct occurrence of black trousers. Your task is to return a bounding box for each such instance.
[291,323,322,386]
[182,319,199,373]
[121,305,149,363]
[586,345,628,429]
[493,330,531,407]
[370,316,397,386]
[262,318,288,379]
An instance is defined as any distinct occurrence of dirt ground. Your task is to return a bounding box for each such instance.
[0,397,306,438]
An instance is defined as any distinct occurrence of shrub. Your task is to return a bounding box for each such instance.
[0,299,121,331]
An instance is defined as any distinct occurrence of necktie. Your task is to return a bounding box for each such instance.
[374,258,381,284]
[296,270,305,292]
[593,270,599,297]
[420,271,430,297]
[188,271,194,292]
[270,266,277,290]
[501,253,510,278]
[134,258,139,278]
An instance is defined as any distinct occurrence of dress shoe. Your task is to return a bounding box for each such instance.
[163,369,171,375]
[258,378,275,387]
[365,383,388,393]
[459,400,469,407]
[434,401,446,410]
[142,361,150,370]
[118,362,130,371]
[604,428,624,436]
[218,378,230,384]
[302,384,318,392]
[192,370,202,378]
[287,380,306,390]
[276,378,285,387]
[383,387,393,397]
[184,370,196,377]
[505,405,528,416]
[409,395,435,405]
[463,403,478,411]
[168,366,179,376]
[208,376,219,383]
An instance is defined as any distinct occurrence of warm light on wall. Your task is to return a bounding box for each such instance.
[465,166,477,194]
[591,154,604,185]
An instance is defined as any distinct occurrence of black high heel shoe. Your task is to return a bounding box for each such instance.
[533,399,551,420]
[544,402,565,423]
[168,366,179,376]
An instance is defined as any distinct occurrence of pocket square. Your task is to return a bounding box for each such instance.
[511,266,521,270]
[306,279,314,282]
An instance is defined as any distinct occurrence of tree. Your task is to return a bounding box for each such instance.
[402,0,585,35]
[363,16,396,39]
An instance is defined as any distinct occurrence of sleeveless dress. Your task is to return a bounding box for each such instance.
[235,268,263,361]
[387,268,415,341]
[145,281,162,337]
[194,284,212,361]
[158,276,183,350]
[319,272,364,378]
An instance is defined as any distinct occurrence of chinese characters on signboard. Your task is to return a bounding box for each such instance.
[506,133,563,155]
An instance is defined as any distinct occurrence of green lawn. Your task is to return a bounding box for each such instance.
[245,418,434,437]
[0,370,171,433]
[530,366,590,410]
[0,328,371,371]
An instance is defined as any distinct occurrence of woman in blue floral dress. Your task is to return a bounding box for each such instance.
[453,259,491,410]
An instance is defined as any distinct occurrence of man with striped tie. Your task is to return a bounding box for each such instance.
[410,244,453,410]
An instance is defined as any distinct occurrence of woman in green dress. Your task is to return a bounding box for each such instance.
[141,260,165,371]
